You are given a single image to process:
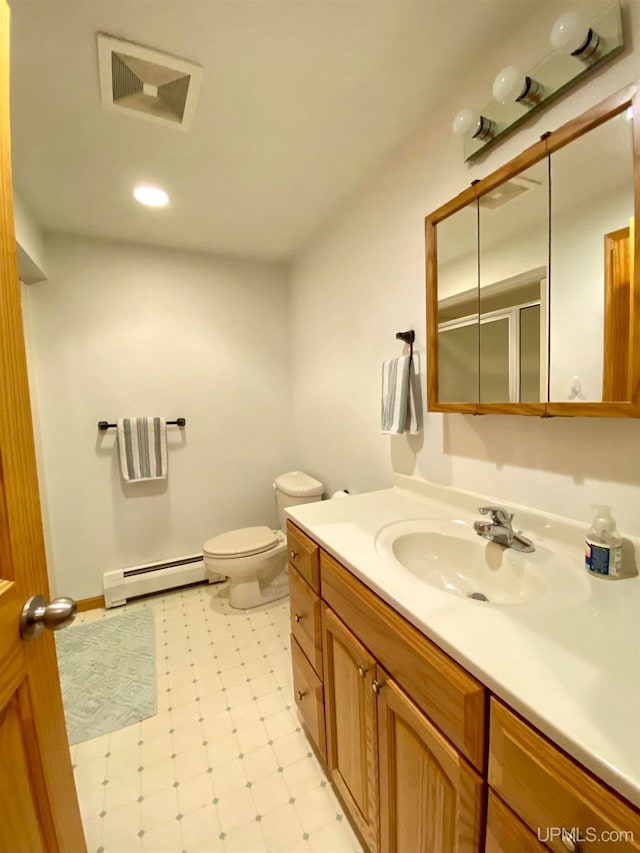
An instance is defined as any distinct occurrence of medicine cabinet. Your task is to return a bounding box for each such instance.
[426,81,640,417]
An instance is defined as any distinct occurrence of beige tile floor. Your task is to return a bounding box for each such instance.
[68,581,362,853]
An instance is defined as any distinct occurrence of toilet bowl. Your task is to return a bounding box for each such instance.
[203,471,323,609]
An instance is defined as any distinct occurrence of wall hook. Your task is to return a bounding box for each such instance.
[395,330,415,361]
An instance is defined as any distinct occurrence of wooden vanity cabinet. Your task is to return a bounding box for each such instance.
[320,559,485,853]
[286,521,326,761]
[286,523,640,853]
[322,604,380,851]
[488,699,640,852]
[286,520,320,591]
[290,635,326,758]
[320,549,486,772]
[377,673,485,853]
[485,791,547,853]
[289,560,323,676]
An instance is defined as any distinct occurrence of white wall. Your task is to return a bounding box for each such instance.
[25,234,294,599]
[289,2,640,535]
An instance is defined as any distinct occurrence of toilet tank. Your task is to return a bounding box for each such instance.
[274,471,324,529]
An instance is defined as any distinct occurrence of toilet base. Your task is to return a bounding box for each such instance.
[203,532,289,610]
[228,565,289,609]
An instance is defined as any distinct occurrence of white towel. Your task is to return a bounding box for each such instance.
[381,355,419,435]
[117,417,167,482]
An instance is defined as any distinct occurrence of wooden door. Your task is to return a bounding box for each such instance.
[0,3,86,850]
[322,603,379,852]
[377,676,485,853]
[603,224,632,401]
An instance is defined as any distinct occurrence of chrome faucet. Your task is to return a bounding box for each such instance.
[473,506,535,553]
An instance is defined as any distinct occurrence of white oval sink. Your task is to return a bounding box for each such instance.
[375,519,588,606]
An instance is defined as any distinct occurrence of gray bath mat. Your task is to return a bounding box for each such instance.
[55,607,157,745]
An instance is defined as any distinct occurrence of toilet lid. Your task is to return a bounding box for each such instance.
[203,526,279,558]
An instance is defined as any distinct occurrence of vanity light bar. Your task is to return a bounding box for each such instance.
[453,2,623,161]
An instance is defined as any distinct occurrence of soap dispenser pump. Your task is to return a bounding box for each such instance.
[585,505,622,578]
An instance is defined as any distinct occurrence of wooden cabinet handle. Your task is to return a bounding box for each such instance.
[358,664,368,677]
[290,550,299,559]
[371,679,383,694]
[294,612,303,623]
[561,830,580,853]
[297,689,306,701]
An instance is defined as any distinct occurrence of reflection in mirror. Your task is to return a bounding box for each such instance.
[550,108,634,402]
[436,199,479,403]
[478,159,549,403]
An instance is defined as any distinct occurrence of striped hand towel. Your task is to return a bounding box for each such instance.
[381,355,419,435]
[117,417,167,482]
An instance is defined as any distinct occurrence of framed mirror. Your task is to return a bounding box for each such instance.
[426,80,640,417]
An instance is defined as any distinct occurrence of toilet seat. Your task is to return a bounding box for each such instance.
[203,525,280,559]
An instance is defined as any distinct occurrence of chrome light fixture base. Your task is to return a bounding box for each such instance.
[460,1,623,162]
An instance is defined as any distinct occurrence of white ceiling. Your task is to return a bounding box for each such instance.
[10,0,542,261]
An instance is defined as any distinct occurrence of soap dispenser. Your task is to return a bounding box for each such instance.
[585,505,622,578]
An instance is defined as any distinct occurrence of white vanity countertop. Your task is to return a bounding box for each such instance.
[286,474,640,808]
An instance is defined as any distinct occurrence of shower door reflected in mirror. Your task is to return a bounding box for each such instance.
[478,159,548,403]
[549,109,635,403]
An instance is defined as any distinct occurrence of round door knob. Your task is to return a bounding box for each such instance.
[294,612,303,623]
[371,679,383,695]
[358,664,368,678]
[290,550,299,560]
[297,689,306,701]
[20,595,77,640]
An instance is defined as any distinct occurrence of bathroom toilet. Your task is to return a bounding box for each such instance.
[203,471,324,609]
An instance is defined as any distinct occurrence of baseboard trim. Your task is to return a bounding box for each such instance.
[76,595,105,613]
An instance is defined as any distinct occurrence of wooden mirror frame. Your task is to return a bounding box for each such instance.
[426,80,640,418]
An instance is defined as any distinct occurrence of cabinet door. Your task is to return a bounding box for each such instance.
[378,676,485,853]
[322,604,379,852]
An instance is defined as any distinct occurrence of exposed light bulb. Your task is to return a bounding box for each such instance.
[550,11,601,62]
[492,66,543,108]
[133,185,169,207]
[451,108,495,141]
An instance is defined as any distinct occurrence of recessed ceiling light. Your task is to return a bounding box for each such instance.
[133,185,169,207]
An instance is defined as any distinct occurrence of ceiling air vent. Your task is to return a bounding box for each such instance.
[478,175,543,210]
[97,33,203,131]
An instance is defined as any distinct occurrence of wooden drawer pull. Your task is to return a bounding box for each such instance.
[561,829,579,852]
[290,550,299,559]
[371,679,383,694]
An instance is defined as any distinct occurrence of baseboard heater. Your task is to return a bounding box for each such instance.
[103,553,224,608]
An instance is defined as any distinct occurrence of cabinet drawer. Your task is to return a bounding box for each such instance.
[489,699,640,852]
[486,791,546,853]
[321,550,486,771]
[286,521,320,592]
[291,634,326,760]
[289,566,323,677]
